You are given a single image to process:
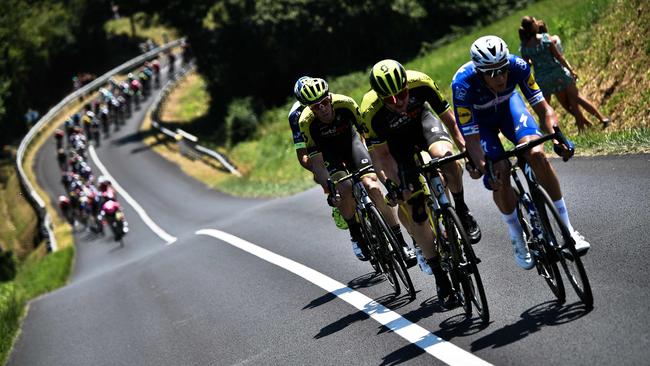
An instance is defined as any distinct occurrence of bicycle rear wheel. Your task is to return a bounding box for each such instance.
[444,206,490,323]
[535,187,593,308]
[514,187,565,303]
[369,205,416,300]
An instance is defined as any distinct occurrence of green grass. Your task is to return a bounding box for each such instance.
[0,162,38,259]
[214,0,620,197]
[158,0,649,198]
[0,247,73,365]
[104,12,178,47]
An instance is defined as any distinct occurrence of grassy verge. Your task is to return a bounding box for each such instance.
[0,246,73,365]
[0,155,75,365]
[148,0,649,198]
[104,13,179,47]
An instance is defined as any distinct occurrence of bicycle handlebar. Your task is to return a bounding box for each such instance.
[418,150,468,174]
[327,165,375,203]
[330,164,375,186]
[486,126,572,184]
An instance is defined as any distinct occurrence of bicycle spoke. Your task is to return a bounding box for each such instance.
[537,188,593,308]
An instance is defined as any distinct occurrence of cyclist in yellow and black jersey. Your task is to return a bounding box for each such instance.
[296,77,415,263]
[360,60,481,307]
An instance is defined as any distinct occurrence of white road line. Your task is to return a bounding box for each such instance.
[196,228,492,366]
[89,145,177,245]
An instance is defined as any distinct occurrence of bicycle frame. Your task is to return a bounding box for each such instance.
[329,165,415,298]
[415,151,468,257]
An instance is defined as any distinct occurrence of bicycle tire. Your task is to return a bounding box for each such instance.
[444,206,490,323]
[535,187,593,308]
[514,186,566,303]
[369,205,416,299]
[359,211,382,275]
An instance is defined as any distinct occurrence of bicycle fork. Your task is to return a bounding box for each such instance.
[513,169,549,276]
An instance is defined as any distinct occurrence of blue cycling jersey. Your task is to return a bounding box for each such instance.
[452,54,546,160]
[451,54,544,136]
[288,101,306,150]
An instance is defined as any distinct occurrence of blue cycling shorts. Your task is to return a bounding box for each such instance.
[478,91,542,159]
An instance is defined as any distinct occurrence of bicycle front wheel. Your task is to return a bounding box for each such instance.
[369,205,416,300]
[359,211,382,275]
[535,187,593,308]
[514,187,566,303]
[444,206,490,323]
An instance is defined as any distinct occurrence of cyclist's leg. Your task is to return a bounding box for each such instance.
[349,133,415,261]
[348,132,395,226]
[421,110,460,191]
[507,93,563,202]
[423,110,482,241]
[326,145,370,259]
[482,103,536,268]
[509,95,589,250]
[325,164,354,222]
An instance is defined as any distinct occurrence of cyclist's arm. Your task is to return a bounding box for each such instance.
[439,109,466,151]
[296,148,312,171]
[309,152,330,193]
[464,134,485,175]
[531,99,559,136]
[368,143,399,184]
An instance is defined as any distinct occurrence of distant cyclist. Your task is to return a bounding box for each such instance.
[451,35,590,270]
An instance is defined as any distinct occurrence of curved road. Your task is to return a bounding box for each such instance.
[8,62,650,365]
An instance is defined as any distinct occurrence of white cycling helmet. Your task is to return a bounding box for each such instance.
[470,35,510,75]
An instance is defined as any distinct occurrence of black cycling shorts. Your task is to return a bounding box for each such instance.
[391,109,452,191]
[322,130,374,179]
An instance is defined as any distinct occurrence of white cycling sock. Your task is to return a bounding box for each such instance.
[501,208,524,240]
[553,197,575,233]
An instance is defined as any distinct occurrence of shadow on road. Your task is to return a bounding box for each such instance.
[111,130,145,147]
[302,272,385,310]
[470,300,592,352]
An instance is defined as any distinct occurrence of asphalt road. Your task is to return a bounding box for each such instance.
[8,62,650,365]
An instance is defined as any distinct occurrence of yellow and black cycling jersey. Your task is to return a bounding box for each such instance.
[298,93,363,157]
[360,70,451,150]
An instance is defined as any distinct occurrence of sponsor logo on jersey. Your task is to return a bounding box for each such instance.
[516,58,528,70]
[457,107,472,125]
[455,86,467,101]
[527,73,540,91]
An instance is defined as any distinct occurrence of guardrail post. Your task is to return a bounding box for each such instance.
[175,129,200,160]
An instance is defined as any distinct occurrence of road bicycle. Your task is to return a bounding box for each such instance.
[330,165,416,299]
[415,150,489,323]
[486,127,593,308]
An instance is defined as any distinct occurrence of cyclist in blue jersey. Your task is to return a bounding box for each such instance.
[451,35,590,270]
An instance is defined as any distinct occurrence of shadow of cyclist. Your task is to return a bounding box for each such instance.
[470,300,592,352]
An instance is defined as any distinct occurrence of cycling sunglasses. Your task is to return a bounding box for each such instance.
[481,64,509,78]
[309,95,332,111]
[383,88,409,105]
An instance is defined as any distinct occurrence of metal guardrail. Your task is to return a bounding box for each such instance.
[148,64,241,177]
[16,39,185,252]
